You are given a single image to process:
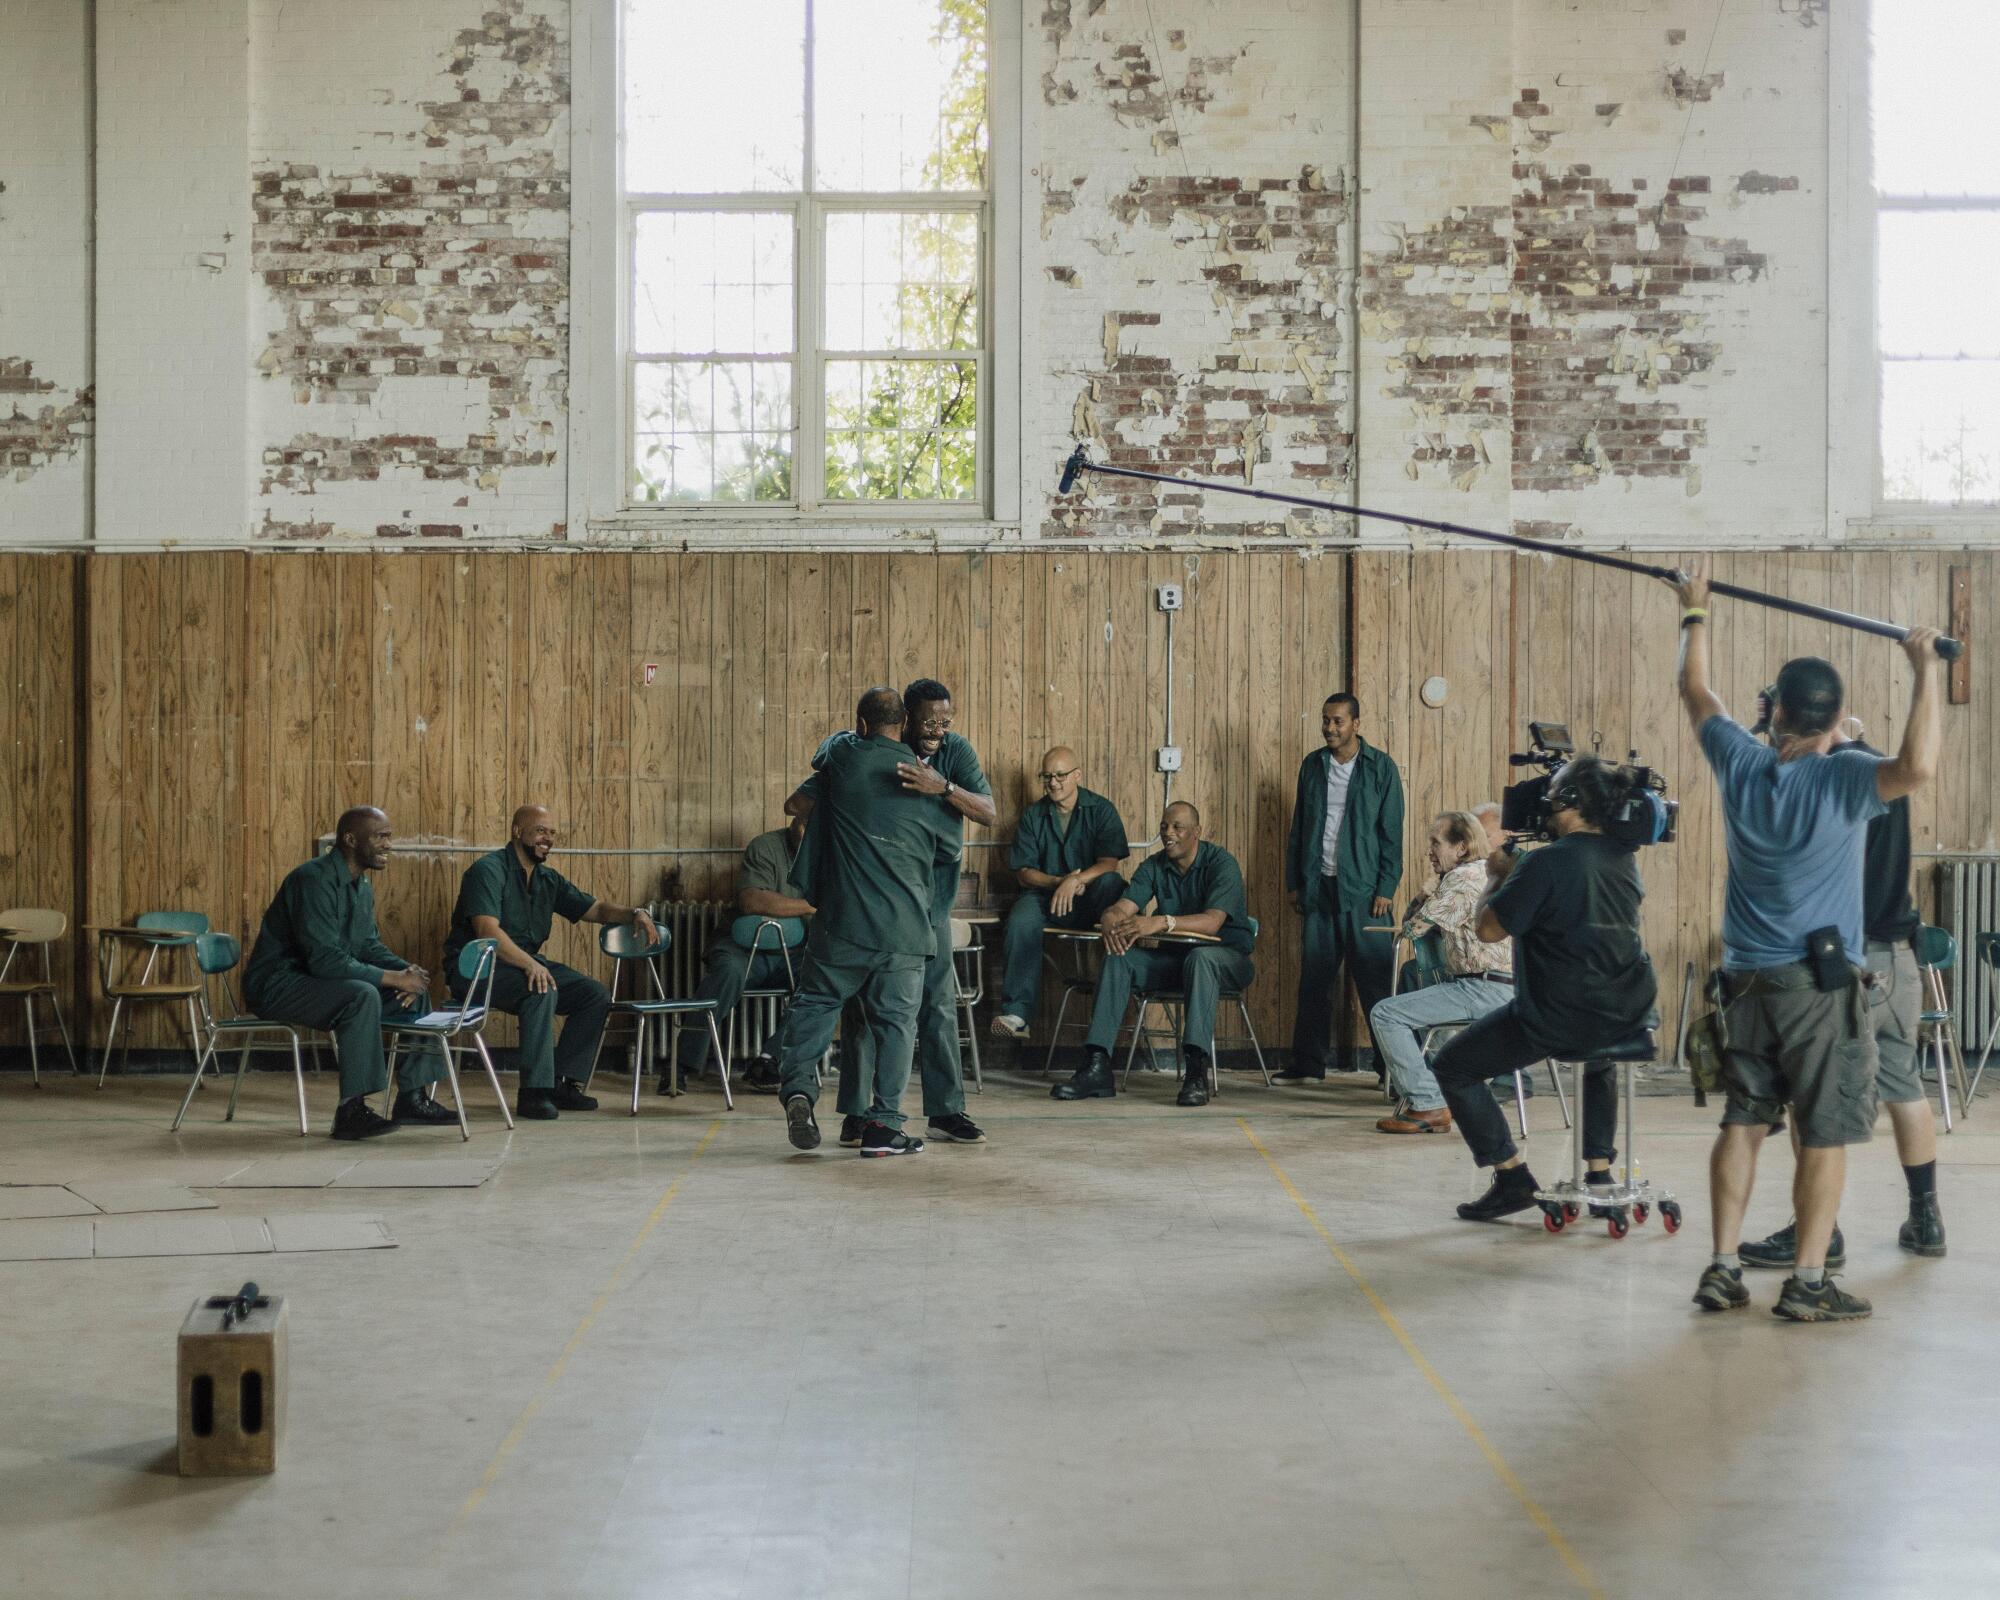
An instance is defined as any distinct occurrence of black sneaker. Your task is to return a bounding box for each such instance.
[859,1125,924,1158]
[550,1078,599,1112]
[839,1115,865,1148]
[1177,1055,1211,1108]
[1456,1166,1540,1222]
[331,1097,397,1141]
[1899,1196,1947,1258]
[1741,1220,1846,1271]
[391,1089,458,1127]
[1692,1264,1750,1313]
[740,1056,782,1094]
[1773,1275,1872,1323]
[1050,1050,1115,1101]
[515,1088,560,1121]
[785,1093,821,1151]
[928,1112,986,1143]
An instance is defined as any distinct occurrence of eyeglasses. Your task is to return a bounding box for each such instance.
[916,715,954,734]
[1038,769,1079,783]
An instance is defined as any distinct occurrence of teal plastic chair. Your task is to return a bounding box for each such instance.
[1915,924,1972,1129]
[1117,916,1270,1095]
[725,916,804,1083]
[379,938,513,1139]
[587,924,728,1114]
[170,932,311,1137]
[96,910,211,1086]
[1971,932,2000,1111]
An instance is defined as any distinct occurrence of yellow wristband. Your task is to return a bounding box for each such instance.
[1681,608,1708,626]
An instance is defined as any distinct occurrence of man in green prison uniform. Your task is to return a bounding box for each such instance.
[777,688,959,1157]
[442,804,659,1121]
[988,745,1131,1038]
[787,677,995,1147]
[244,806,450,1141]
[1049,801,1258,1108]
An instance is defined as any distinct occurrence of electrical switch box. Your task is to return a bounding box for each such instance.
[1155,584,1182,612]
[1156,746,1182,772]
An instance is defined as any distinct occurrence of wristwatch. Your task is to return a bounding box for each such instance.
[944,780,957,800]
[1164,914,1177,935]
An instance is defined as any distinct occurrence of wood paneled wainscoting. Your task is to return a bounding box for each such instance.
[2,548,1992,1060]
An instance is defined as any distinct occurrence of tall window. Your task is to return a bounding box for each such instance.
[1874,1,2000,506]
[622,0,988,511]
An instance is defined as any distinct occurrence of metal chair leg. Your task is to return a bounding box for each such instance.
[1547,1061,1572,1128]
[962,988,984,1094]
[1121,998,1152,1088]
[1512,1071,1530,1139]
[1947,1023,1973,1121]
[226,1037,253,1121]
[435,1038,470,1142]
[49,987,79,1073]
[630,1016,648,1116]
[97,997,126,1087]
[1933,1024,1955,1134]
[473,1034,514,1129]
[23,995,39,1086]
[1043,986,1075,1075]
[1236,997,1272,1086]
[707,1014,732,1110]
[287,1033,308,1135]
[384,1036,403,1115]
[169,1047,207,1130]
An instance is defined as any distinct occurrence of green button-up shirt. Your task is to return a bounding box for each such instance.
[244,850,407,994]
[1124,840,1257,955]
[738,828,797,898]
[1009,787,1130,880]
[443,846,595,969]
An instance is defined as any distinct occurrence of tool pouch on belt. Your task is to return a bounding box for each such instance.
[1684,967,1732,1096]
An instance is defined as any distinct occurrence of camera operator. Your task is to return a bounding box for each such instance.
[1677,556,1943,1323]
[1430,758,1659,1222]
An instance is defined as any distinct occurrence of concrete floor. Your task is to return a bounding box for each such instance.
[2,1063,1996,1600]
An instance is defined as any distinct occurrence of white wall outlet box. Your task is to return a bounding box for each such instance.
[1156,584,1182,611]
[1156,746,1182,772]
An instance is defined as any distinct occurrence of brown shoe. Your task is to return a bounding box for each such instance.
[1376,1106,1451,1135]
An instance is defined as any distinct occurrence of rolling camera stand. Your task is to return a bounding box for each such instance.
[1533,1030,1683,1239]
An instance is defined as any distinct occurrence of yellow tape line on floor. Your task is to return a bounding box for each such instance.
[1238,1119,1607,1600]
[453,1119,722,1531]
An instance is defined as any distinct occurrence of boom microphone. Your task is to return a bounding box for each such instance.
[1057,445,1088,497]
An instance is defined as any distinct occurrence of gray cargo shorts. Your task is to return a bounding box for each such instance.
[1719,962,1882,1148]
[1864,939,1924,1105]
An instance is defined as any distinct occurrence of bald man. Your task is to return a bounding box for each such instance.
[990,747,1130,1038]
[244,806,443,1140]
[442,805,659,1120]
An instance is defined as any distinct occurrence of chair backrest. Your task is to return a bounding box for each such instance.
[1915,924,1957,971]
[601,922,669,961]
[1978,932,2000,971]
[195,932,242,976]
[734,914,805,951]
[456,937,499,983]
[1410,929,1450,988]
[136,910,209,943]
[0,907,65,943]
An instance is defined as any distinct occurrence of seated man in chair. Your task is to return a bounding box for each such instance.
[1049,801,1257,1108]
[989,745,1131,1040]
[671,815,814,1094]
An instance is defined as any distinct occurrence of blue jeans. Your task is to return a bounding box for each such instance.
[1369,977,1515,1111]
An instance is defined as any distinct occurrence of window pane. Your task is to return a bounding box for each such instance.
[1879,211,2000,358]
[633,212,794,355]
[1881,359,2000,505]
[625,0,804,192]
[824,212,979,351]
[824,358,977,500]
[1873,2,2000,198]
[815,0,986,192]
[635,361,794,503]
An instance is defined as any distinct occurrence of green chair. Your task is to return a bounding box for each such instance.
[95,910,210,1086]
[1915,924,1973,1130]
[1117,917,1271,1096]
[380,938,514,1140]
[588,924,727,1114]
[170,932,311,1137]
[724,916,803,1085]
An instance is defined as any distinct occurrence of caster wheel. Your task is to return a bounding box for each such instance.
[1633,1203,1649,1226]
[1660,1202,1682,1235]
[1543,1208,1566,1234]
[1564,1203,1581,1222]
[1606,1213,1630,1240]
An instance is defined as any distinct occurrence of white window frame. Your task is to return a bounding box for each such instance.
[571,0,1026,543]
[1828,0,2000,537]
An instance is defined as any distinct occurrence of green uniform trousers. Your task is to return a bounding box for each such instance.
[1291,873,1391,1073]
[1085,944,1256,1059]
[777,940,924,1131]
[458,961,610,1090]
[835,922,966,1122]
[243,972,443,1103]
[997,874,1128,1020]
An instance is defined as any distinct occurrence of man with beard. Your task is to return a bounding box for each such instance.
[443,804,659,1121]
[244,806,444,1140]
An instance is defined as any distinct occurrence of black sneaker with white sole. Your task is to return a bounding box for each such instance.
[1692,1264,1750,1313]
[784,1094,821,1151]
[1740,1219,1846,1271]
[331,1097,397,1141]
[1773,1275,1872,1323]
[859,1125,924,1158]
[927,1112,986,1143]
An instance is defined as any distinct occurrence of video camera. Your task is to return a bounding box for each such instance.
[1500,721,1677,848]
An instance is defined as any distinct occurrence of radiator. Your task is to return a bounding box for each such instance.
[1934,859,2000,1057]
[650,899,785,1061]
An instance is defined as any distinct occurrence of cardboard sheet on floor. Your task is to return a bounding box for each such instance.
[64,1182,218,1215]
[0,1188,98,1222]
[0,1212,397,1261]
[330,1159,498,1188]
[213,1159,360,1189]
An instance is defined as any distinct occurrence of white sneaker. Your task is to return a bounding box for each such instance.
[988,1014,1029,1040]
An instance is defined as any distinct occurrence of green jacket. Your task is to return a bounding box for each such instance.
[244,850,407,995]
[1284,738,1404,908]
[790,732,957,959]
[1009,787,1130,881]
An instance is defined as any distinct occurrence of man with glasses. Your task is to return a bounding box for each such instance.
[990,747,1130,1040]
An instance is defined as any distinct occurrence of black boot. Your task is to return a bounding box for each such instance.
[1456,1164,1540,1222]
[331,1096,396,1141]
[1899,1194,1947,1258]
[391,1088,458,1126]
[1177,1049,1211,1107]
[1051,1048,1116,1101]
